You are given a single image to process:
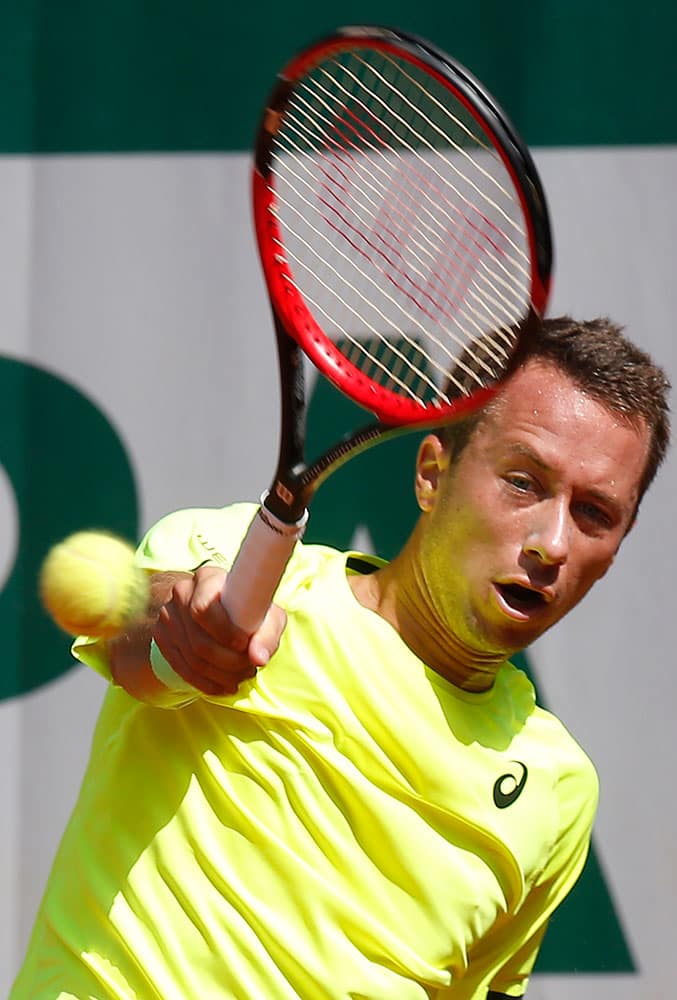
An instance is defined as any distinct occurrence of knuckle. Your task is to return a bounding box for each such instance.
[156,604,172,626]
[188,594,209,620]
[171,578,191,602]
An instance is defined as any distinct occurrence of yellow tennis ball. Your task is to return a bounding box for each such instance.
[39,531,149,639]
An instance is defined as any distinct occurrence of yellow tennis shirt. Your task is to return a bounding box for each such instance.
[11,504,598,999]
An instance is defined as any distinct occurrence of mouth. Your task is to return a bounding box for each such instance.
[494,582,550,619]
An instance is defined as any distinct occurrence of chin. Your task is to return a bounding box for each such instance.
[480,617,548,656]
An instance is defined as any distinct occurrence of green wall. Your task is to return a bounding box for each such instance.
[1,0,675,153]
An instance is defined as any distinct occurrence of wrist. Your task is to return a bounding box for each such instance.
[149,639,198,695]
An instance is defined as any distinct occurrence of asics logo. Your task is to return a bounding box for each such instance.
[493,761,528,808]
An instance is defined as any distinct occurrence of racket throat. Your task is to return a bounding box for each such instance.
[265,473,310,523]
[268,320,309,523]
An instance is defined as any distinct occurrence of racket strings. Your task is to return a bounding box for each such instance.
[283,89,486,317]
[271,149,476,397]
[275,126,505,397]
[283,64,527,359]
[304,57,527,302]
[331,54,526,245]
[292,70,529,328]
[270,45,531,404]
[275,230,446,401]
[316,109,522,346]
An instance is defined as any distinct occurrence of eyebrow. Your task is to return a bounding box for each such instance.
[505,443,627,517]
[505,442,551,471]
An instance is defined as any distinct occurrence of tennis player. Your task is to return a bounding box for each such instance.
[11,317,671,999]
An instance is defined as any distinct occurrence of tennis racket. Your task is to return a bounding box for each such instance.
[221,24,552,633]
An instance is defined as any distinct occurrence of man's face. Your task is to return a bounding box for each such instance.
[417,359,650,655]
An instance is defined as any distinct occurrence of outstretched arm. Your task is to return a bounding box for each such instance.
[108,565,286,704]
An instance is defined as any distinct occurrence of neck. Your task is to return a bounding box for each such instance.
[349,555,507,693]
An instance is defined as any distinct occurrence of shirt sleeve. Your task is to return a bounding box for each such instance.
[433,743,599,999]
[483,748,600,997]
[134,502,258,573]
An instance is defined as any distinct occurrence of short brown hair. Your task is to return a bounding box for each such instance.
[439,316,671,507]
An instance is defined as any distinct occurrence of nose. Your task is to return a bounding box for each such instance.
[523,497,569,566]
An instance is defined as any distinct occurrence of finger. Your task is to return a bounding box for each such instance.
[156,592,261,691]
[152,627,227,696]
[153,622,256,696]
[179,566,251,652]
[248,603,287,667]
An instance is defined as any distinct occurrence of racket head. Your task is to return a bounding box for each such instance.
[253,25,552,428]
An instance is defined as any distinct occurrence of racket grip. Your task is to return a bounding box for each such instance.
[220,498,308,635]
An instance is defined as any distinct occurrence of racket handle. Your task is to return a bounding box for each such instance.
[220,497,308,634]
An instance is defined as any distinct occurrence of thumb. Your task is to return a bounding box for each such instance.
[247,603,288,667]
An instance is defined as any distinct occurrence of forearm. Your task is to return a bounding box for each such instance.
[107,565,286,705]
[108,571,195,706]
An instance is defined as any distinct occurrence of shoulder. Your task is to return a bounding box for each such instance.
[531,701,599,802]
[520,700,599,881]
[500,662,598,794]
[497,663,599,846]
[134,502,352,605]
[135,503,259,571]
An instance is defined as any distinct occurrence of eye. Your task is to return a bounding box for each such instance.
[574,501,613,530]
[505,472,536,493]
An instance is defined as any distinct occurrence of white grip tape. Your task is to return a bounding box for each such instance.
[221,498,308,635]
[149,639,198,693]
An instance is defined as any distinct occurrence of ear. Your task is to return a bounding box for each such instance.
[415,434,450,512]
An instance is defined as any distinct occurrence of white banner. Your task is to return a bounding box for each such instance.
[2,149,676,998]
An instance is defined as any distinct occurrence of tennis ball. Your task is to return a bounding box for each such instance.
[39,531,149,639]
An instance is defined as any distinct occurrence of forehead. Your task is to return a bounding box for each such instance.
[490,360,631,428]
[493,360,598,423]
[475,360,650,490]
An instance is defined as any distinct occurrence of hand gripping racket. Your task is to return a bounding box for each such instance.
[221,25,553,633]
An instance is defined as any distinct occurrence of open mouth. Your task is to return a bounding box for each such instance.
[495,583,548,614]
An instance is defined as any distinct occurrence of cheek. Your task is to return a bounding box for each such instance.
[440,483,507,552]
[565,546,617,605]
[423,496,493,589]
[584,551,617,588]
